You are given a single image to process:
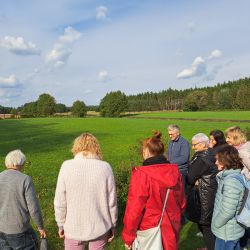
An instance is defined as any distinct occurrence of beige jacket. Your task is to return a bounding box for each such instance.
[239,141,250,180]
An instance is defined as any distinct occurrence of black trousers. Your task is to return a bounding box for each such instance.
[198,224,215,250]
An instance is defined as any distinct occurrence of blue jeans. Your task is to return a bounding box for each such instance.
[0,228,38,250]
[215,237,240,250]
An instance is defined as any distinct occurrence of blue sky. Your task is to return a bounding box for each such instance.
[0,0,250,107]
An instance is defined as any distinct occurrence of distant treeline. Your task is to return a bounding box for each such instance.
[1,77,250,117]
[126,77,250,111]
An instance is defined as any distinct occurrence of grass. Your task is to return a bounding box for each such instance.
[132,110,250,120]
[0,116,249,249]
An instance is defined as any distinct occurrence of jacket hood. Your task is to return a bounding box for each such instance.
[134,163,179,188]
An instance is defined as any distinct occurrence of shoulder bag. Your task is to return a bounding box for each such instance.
[132,189,170,250]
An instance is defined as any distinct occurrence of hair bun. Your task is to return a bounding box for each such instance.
[153,131,162,139]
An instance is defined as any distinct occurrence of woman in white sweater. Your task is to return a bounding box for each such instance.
[54,133,117,250]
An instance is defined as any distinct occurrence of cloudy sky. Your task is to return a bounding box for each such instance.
[0,0,250,107]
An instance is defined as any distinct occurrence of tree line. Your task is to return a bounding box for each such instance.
[0,76,250,117]
[126,77,250,112]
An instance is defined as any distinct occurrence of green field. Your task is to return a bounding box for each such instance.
[0,116,249,249]
[133,110,250,120]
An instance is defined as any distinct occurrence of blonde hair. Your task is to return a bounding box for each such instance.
[71,133,102,159]
[225,126,247,145]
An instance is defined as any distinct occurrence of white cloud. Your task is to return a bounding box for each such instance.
[177,56,206,79]
[96,6,108,20]
[46,27,81,68]
[46,44,71,67]
[0,36,40,55]
[208,49,222,59]
[59,26,82,44]
[177,49,223,79]
[98,70,109,82]
[0,74,20,88]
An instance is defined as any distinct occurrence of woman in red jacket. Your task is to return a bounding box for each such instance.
[122,131,186,250]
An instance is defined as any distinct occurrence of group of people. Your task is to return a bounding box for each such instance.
[0,125,249,250]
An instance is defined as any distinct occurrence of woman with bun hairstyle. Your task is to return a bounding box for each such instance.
[122,131,186,250]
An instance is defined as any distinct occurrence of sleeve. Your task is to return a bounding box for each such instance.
[122,170,149,246]
[187,158,208,185]
[107,168,118,227]
[214,179,243,228]
[54,165,67,228]
[24,176,44,230]
[171,140,190,166]
[178,175,186,214]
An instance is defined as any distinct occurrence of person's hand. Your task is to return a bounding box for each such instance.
[124,244,132,250]
[39,229,46,238]
[107,228,115,243]
[58,228,65,238]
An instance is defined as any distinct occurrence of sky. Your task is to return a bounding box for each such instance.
[0,0,250,107]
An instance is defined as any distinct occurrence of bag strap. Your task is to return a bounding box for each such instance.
[226,173,246,187]
[158,189,170,227]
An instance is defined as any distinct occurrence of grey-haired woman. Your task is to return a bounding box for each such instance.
[0,150,46,250]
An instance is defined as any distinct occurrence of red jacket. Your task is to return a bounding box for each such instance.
[122,163,186,250]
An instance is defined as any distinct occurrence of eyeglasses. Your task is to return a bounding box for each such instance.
[192,142,201,147]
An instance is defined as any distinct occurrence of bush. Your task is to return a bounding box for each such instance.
[114,142,142,220]
[100,91,128,117]
[71,100,87,117]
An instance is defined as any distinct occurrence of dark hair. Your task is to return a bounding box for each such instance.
[216,145,244,170]
[143,131,164,156]
[209,130,226,147]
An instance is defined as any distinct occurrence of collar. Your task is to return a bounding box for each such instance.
[74,152,100,160]
[172,135,180,142]
[217,168,242,179]
[7,168,19,171]
[143,155,169,166]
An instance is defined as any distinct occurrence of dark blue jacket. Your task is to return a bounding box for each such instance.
[167,135,190,174]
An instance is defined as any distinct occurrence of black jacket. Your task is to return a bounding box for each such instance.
[187,148,218,225]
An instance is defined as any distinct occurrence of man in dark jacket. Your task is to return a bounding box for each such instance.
[167,124,190,190]
[187,133,218,250]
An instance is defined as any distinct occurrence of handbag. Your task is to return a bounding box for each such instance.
[186,186,201,223]
[132,189,170,250]
[40,237,49,250]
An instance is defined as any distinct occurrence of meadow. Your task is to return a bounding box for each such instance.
[133,110,250,121]
[0,115,249,249]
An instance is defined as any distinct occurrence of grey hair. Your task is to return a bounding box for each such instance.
[168,124,180,133]
[5,150,26,167]
[192,133,209,146]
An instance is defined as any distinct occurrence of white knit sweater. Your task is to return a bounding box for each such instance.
[54,153,118,241]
